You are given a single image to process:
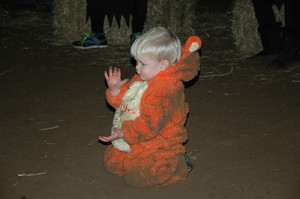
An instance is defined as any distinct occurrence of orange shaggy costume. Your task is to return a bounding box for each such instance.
[103,36,201,187]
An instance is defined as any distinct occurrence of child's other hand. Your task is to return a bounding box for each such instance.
[99,128,123,142]
[104,67,129,96]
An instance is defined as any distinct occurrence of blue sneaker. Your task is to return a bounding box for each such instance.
[72,33,108,49]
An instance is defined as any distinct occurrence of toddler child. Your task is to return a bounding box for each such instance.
[99,26,201,187]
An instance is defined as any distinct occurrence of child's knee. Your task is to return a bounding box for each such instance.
[103,146,126,176]
[123,153,188,187]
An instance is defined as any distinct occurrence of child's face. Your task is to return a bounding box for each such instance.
[135,55,168,81]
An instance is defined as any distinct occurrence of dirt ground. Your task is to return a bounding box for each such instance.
[1,1,300,199]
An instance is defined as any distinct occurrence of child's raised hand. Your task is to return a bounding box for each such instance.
[104,67,129,96]
[99,128,123,142]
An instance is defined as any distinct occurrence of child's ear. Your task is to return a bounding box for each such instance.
[160,59,170,71]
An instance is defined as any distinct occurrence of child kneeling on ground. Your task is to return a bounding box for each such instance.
[99,26,201,187]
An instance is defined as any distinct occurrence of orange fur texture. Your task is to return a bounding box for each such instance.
[103,36,201,187]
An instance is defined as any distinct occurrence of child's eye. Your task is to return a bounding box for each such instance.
[136,60,146,67]
[138,62,146,67]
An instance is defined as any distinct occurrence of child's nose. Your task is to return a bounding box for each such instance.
[135,64,140,71]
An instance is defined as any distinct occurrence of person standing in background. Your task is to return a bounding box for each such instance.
[252,0,300,69]
[72,0,147,49]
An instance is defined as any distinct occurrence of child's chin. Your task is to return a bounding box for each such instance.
[140,76,146,81]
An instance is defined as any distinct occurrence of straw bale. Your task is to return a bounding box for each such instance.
[52,0,197,45]
[144,0,197,39]
[231,0,285,55]
[52,0,89,43]
[103,15,132,45]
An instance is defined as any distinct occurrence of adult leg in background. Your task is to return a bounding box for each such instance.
[72,0,108,48]
[252,0,282,56]
[272,0,300,68]
[130,0,148,44]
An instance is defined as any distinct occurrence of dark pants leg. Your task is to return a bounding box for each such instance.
[131,0,147,33]
[253,0,277,26]
[87,0,147,33]
[284,0,300,30]
[280,0,300,57]
[86,0,106,33]
[252,0,282,55]
[269,0,300,67]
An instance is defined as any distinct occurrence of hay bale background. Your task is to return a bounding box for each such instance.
[52,0,197,45]
[144,0,197,38]
[231,0,285,55]
[52,0,89,44]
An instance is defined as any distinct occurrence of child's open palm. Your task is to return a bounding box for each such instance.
[104,67,129,96]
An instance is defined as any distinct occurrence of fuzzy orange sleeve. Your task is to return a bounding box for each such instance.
[121,80,183,144]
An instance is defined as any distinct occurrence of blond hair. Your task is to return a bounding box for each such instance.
[130,27,181,65]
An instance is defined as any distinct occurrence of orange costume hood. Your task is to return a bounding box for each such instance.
[168,35,202,82]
